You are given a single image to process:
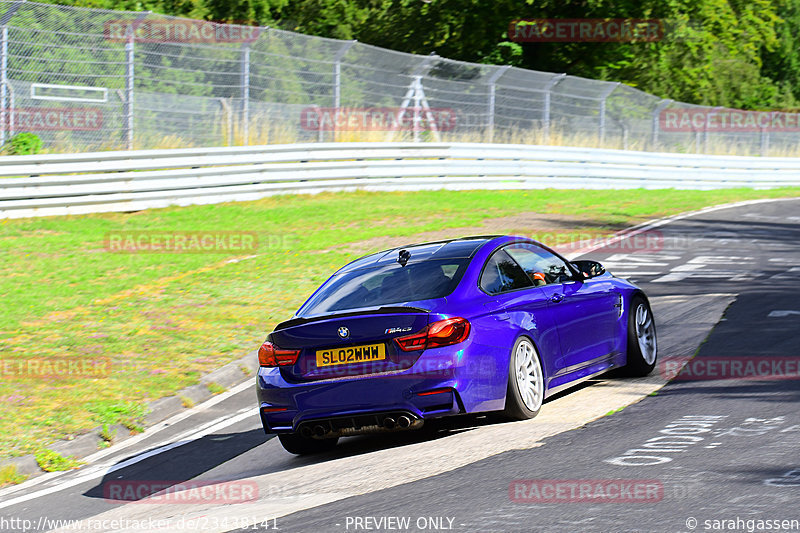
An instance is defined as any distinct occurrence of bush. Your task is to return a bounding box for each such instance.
[4,132,43,155]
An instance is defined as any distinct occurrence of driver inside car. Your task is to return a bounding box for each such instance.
[525,270,547,286]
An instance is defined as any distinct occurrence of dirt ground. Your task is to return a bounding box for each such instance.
[341,211,629,256]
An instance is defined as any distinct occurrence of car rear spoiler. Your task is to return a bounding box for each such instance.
[273,306,430,331]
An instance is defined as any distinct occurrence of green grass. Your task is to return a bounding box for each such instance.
[86,400,147,432]
[207,382,226,395]
[1,187,798,461]
[34,449,83,472]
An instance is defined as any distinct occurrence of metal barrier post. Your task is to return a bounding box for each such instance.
[0,1,24,147]
[124,35,134,149]
[332,40,355,142]
[0,26,7,147]
[485,66,510,142]
[703,106,722,153]
[6,82,13,138]
[598,82,620,145]
[240,42,250,145]
[651,99,672,148]
[543,73,566,143]
[124,12,150,150]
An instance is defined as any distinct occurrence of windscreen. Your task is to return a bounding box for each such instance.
[297,258,470,316]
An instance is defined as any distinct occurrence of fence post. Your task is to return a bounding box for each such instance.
[651,99,672,148]
[485,65,510,142]
[124,35,134,149]
[240,42,251,145]
[760,126,769,156]
[598,82,620,145]
[0,1,24,147]
[332,40,356,142]
[333,40,356,109]
[5,80,13,139]
[0,26,8,148]
[543,73,566,143]
[703,106,722,153]
[123,11,150,150]
[219,98,233,146]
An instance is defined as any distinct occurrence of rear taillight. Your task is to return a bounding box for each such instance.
[258,341,300,367]
[394,317,470,352]
[261,406,288,413]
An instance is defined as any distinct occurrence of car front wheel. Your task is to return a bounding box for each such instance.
[622,296,657,376]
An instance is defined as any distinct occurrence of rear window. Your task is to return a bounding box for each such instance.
[480,249,533,295]
[297,258,470,316]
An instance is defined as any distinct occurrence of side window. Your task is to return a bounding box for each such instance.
[480,250,533,295]
[505,243,573,286]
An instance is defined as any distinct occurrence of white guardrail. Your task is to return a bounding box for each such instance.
[2,142,800,219]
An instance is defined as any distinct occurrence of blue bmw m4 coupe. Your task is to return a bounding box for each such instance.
[256,235,657,454]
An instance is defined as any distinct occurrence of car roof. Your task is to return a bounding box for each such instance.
[338,236,499,273]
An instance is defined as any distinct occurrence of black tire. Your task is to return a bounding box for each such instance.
[621,296,658,377]
[502,336,544,420]
[277,433,339,455]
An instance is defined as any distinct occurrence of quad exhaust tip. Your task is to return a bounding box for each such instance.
[297,411,423,439]
[382,415,411,429]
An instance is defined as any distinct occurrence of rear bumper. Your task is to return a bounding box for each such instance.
[257,366,463,433]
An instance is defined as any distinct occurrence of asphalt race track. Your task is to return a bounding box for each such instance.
[1,198,798,533]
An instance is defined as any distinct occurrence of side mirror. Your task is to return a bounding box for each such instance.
[572,260,606,279]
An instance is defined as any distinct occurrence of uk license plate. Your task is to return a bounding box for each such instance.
[316,343,385,367]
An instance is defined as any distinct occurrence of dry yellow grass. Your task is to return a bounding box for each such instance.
[26,114,800,157]
[226,117,800,158]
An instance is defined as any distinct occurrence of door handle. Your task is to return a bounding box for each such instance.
[550,293,564,303]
